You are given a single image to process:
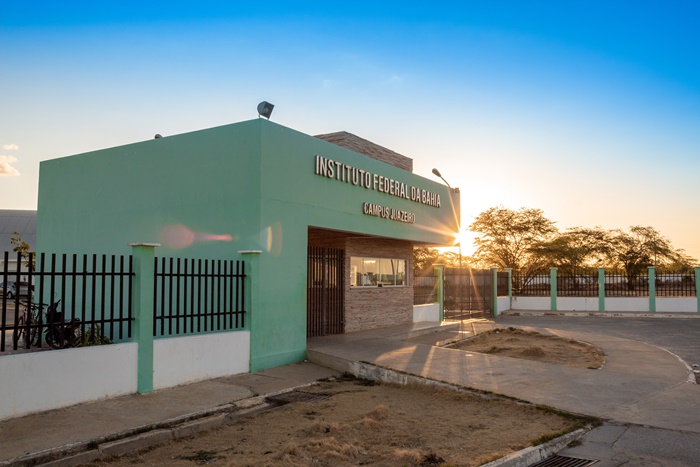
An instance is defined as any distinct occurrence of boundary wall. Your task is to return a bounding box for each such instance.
[0,331,250,421]
[499,267,700,315]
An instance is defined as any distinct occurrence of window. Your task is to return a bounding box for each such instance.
[351,257,407,287]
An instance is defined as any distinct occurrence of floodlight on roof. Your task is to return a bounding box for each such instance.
[257,101,274,119]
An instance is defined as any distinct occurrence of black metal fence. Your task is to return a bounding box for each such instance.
[1,252,134,352]
[654,273,697,297]
[1,251,249,352]
[154,257,247,337]
[603,272,650,297]
[413,274,437,305]
[513,270,696,297]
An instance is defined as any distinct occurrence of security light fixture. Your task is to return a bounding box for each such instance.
[432,168,452,188]
[257,101,274,119]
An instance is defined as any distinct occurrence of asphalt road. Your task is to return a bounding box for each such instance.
[495,315,700,369]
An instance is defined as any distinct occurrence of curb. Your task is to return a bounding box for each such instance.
[0,390,300,467]
[481,428,588,467]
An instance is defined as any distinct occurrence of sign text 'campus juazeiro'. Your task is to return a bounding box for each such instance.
[362,202,416,224]
[314,155,442,209]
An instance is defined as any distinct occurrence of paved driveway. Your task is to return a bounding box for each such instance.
[496,315,700,369]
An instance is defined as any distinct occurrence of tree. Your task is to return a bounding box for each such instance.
[609,226,689,275]
[470,207,557,281]
[413,247,470,275]
[413,247,442,275]
[531,226,614,274]
[10,231,34,269]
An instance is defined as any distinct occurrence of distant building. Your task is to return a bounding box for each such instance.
[0,209,36,279]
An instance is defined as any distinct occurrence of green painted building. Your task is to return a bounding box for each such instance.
[38,119,460,371]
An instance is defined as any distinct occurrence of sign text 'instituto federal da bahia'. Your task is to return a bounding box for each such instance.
[314,155,442,207]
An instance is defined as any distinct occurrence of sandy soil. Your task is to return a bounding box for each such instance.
[448,327,606,369]
[94,376,593,467]
[92,329,603,466]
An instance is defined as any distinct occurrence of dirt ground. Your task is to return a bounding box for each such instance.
[92,329,602,467]
[449,327,606,369]
[94,377,592,467]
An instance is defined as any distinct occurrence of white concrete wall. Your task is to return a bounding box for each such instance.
[656,298,698,313]
[557,297,599,311]
[0,343,137,421]
[497,296,511,312]
[153,331,250,389]
[510,295,697,313]
[605,297,649,312]
[0,331,252,421]
[413,303,440,322]
[511,296,550,310]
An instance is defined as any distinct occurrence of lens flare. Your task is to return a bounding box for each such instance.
[160,225,196,249]
[160,224,235,250]
[262,222,283,255]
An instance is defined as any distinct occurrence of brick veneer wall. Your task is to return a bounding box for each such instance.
[315,132,414,172]
[308,228,415,333]
[344,237,414,332]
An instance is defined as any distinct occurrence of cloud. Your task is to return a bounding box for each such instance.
[0,156,20,176]
[2,144,19,151]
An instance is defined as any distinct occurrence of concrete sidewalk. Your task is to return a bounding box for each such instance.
[308,320,699,433]
[0,362,339,466]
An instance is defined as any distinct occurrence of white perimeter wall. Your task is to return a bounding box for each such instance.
[497,296,511,312]
[511,296,697,313]
[154,331,250,389]
[0,343,137,421]
[413,303,439,322]
[0,331,251,421]
[511,296,550,310]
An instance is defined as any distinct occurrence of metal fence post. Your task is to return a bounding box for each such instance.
[598,267,605,312]
[505,268,512,310]
[550,267,557,311]
[491,268,498,316]
[434,264,444,321]
[696,267,700,313]
[129,243,160,394]
[648,266,656,313]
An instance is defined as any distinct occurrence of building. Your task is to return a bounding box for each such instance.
[37,118,460,371]
[0,209,37,280]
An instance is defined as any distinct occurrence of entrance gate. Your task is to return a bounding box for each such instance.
[307,247,344,337]
[444,268,493,319]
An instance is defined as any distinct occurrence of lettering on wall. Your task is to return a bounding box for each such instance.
[314,155,441,208]
[362,203,416,224]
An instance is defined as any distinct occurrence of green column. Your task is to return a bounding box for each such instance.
[491,268,498,316]
[434,264,445,321]
[695,267,700,313]
[598,267,605,312]
[506,268,513,311]
[129,243,159,394]
[648,266,656,313]
[241,250,261,372]
[550,267,557,311]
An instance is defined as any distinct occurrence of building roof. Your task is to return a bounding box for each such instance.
[315,131,413,172]
[0,210,37,253]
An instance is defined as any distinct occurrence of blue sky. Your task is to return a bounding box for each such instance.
[1,1,699,258]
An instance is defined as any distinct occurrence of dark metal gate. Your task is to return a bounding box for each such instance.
[307,247,344,337]
[444,268,493,319]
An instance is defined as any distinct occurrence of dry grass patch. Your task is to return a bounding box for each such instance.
[96,377,596,467]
